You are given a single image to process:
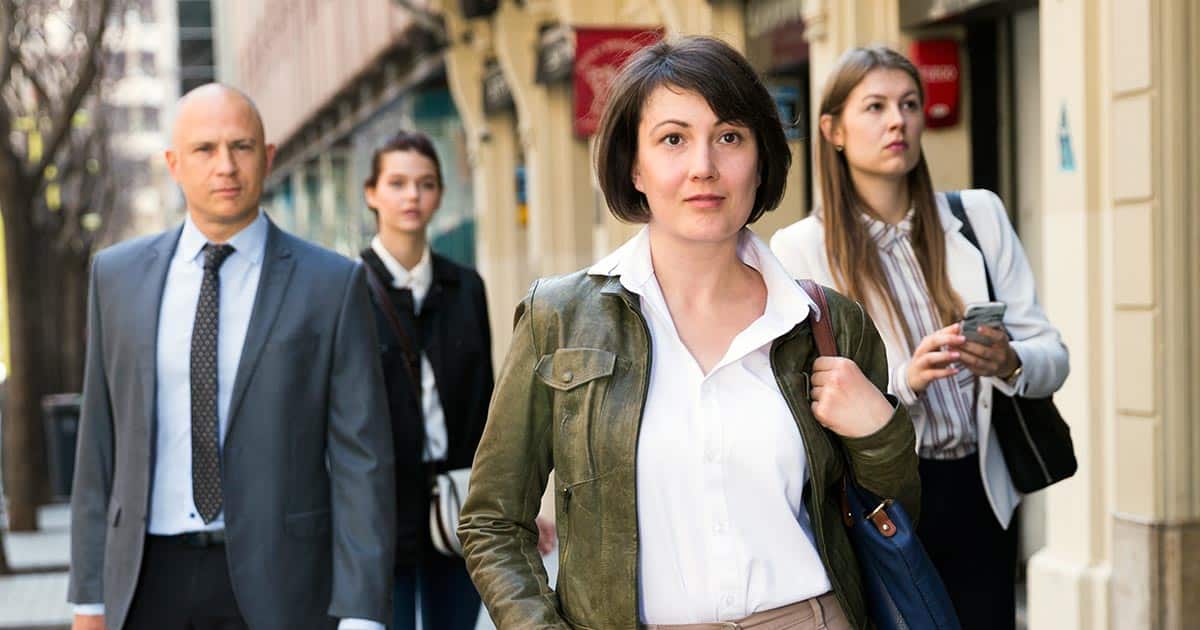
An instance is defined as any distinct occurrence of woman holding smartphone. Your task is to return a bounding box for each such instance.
[770,47,1069,630]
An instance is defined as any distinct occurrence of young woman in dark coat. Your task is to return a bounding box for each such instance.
[360,130,494,630]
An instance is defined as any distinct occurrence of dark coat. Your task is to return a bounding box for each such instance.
[361,248,494,566]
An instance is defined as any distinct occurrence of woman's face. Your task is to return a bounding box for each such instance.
[826,68,924,183]
[633,85,759,246]
[364,149,441,236]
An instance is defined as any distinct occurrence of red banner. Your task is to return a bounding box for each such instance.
[573,27,663,137]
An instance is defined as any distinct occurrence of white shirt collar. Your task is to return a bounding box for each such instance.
[588,226,820,329]
[176,209,268,266]
[370,235,433,293]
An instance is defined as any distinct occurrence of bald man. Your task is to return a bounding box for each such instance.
[68,84,396,630]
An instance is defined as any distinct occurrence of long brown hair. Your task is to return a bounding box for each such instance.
[816,46,962,345]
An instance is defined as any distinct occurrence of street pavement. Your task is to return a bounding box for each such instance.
[0,503,71,630]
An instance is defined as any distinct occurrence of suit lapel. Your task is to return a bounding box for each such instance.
[141,227,182,438]
[226,222,295,434]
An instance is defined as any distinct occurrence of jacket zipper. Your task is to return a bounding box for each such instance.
[1009,396,1052,484]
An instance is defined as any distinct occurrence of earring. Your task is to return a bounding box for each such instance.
[835,145,844,152]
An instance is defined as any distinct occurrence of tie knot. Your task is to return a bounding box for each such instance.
[202,243,235,271]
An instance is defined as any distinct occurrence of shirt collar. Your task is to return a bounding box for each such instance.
[177,209,268,265]
[587,226,819,328]
[370,236,433,292]
[861,206,916,250]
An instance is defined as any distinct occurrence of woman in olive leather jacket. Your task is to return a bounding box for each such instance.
[458,36,920,630]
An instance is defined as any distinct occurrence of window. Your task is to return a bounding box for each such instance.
[180,38,214,68]
[178,1,213,29]
[139,51,155,75]
[139,106,160,132]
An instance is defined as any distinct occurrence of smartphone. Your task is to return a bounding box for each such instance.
[961,301,1006,345]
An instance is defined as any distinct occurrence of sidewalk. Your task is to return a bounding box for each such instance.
[0,503,72,630]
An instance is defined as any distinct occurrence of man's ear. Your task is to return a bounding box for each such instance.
[264,143,277,174]
[164,148,179,182]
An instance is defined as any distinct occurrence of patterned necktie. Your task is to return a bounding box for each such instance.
[191,242,235,523]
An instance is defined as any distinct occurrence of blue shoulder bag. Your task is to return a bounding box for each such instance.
[798,279,962,630]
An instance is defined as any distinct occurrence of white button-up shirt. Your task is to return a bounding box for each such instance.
[369,236,448,462]
[589,227,832,625]
[150,211,266,534]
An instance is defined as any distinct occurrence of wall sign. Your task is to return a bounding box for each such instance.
[1058,104,1076,172]
[573,27,662,137]
[535,24,573,85]
[909,39,961,129]
[482,59,513,114]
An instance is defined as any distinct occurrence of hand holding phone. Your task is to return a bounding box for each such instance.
[957,301,1021,378]
[961,301,1006,345]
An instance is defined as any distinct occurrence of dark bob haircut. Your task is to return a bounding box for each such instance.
[593,35,791,225]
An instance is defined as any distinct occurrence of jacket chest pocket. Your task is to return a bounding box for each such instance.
[535,347,616,483]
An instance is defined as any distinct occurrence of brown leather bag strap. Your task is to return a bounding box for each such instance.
[362,262,422,399]
[797,279,837,357]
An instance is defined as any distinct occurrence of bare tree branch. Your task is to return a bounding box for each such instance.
[13,57,51,115]
[30,0,114,182]
[0,0,16,96]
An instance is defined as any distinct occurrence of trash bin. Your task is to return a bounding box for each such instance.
[42,393,82,499]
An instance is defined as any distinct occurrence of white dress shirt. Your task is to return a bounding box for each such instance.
[588,227,832,625]
[370,236,448,462]
[78,212,384,629]
[150,212,266,535]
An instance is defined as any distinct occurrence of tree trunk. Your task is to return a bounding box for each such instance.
[2,192,51,532]
[1,187,95,536]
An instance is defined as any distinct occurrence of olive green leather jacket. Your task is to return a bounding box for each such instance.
[458,271,920,630]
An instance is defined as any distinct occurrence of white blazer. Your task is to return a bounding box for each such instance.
[769,189,1069,528]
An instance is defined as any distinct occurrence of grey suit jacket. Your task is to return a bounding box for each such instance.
[67,220,396,629]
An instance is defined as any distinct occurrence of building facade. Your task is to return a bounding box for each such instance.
[104,0,191,237]
[212,1,1199,627]
[211,1,474,263]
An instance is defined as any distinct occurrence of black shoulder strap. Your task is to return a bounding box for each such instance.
[945,191,997,302]
[362,262,422,401]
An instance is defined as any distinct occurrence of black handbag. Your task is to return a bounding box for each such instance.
[799,280,962,630]
[945,191,1078,493]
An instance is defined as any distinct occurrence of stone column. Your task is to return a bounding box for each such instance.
[1026,1,1112,627]
[1105,0,1200,626]
[442,9,528,363]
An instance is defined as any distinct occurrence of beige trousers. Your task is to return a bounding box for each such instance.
[643,592,851,630]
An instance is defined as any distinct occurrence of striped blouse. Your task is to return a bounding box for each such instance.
[864,209,978,460]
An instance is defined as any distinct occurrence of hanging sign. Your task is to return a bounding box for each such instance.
[909,39,961,129]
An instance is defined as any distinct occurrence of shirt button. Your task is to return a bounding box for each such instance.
[713,521,725,533]
[705,449,718,463]
[560,371,574,383]
[724,595,734,606]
